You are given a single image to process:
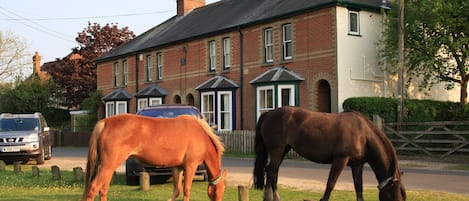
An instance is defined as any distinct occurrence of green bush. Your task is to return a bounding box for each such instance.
[343,97,467,122]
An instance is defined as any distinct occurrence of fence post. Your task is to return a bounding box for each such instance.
[373,115,384,131]
[0,160,5,171]
[73,167,84,182]
[238,185,249,201]
[139,172,150,191]
[32,166,40,177]
[13,161,21,174]
[51,165,61,180]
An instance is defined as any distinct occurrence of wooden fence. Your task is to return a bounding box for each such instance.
[383,121,469,158]
[217,130,300,158]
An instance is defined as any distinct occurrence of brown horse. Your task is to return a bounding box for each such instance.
[253,106,406,201]
[81,114,227,201]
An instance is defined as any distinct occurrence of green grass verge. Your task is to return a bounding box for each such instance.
[0,165,468,201]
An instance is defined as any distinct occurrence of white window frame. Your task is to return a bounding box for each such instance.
[137,98,148,111]
[201,92,215,125]
[208,41,216,72]
[223,38,231,70]
[146,55,153,82]
[256,85,275,119]
[123,60,128,86]
[105,101,127,117]
[116,101,127,115]
[264,28,273,63]
[149,97,163,106]
[282,23,292,60]
[348,10,360,35]
[113,62,119,87]
[278,85,295,107]
[105,102,115,118]
[157,52,163,80]
[217,91,232,131]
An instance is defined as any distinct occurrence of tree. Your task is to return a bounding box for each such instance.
[45,22,135,108]
[381,0,468,104]
[0,76,50,113]
[0,31,30,82]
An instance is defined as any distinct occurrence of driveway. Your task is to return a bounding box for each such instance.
[38,147,469,195]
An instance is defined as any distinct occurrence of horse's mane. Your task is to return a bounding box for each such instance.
[358,112,400,177]
[192,116,225,159]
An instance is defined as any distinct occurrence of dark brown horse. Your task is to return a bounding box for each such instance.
[81,114,227,201]
[253,106,405,201]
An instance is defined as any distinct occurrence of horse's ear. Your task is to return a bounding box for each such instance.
[400,171,404,176]
[222,169,228,178]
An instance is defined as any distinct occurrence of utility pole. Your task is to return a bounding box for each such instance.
[397,0,405,123]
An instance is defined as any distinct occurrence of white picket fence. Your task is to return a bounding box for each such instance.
[216,130,300,158]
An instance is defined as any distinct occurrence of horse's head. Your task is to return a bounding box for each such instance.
[207,169,227,201]
[378,176,406,201]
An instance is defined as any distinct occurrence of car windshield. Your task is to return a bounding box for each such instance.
[0,118,40,132]
[138,108,199,118]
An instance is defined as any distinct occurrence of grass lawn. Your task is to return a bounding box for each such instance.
[0,165,468,201]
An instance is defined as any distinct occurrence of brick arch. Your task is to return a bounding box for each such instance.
[308,73,338,112]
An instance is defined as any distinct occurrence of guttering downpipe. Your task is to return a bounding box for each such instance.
[238,28,244,129]
[135,54,140,111]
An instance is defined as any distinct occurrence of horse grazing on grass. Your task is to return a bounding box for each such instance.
[253,106,405,201]
[81,114,227,201]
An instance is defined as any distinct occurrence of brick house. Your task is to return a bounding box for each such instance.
[96,0,390,130]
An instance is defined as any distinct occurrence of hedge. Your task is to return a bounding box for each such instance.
[343,97,469,122]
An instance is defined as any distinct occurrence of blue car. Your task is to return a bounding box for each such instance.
[125,105,208,185]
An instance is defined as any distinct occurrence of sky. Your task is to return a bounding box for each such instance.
[0,0,220,65]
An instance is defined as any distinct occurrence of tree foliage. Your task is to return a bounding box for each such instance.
[0,76,50,113]
[0,31,30,82]
[45,22,135,108]
[381,0,468,104]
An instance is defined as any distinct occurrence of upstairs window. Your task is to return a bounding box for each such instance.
[208,40,216,72]
[113,62,119,87]
[223,37,231,70]
[264,28,273,63]
[348,10,360,35]
[157,52,163,80]
[282,23,292,60]
[146,55,153,82]
[122,60,128,86]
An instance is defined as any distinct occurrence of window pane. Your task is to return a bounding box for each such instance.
[146,55,152,81]
[117,102,127,114]
[349,11,359,34]
[202,93,215,125]
[264,28,273,62]
[219,93,231,130]
[157,53,163,80]
[283,24,292,59]
[281,88,291,106]
[209,41,216,71]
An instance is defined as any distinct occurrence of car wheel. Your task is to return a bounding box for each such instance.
[126,175,139,186]
[44,145,52,160]
[36,147,45,165]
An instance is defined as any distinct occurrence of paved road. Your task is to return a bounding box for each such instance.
[40,147,469,195]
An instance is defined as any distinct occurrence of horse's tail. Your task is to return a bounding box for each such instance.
[253,112,268,189]
[81,120,105,201]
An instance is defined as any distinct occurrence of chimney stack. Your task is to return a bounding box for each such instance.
[177,0,205,16]
[33,51,41,74]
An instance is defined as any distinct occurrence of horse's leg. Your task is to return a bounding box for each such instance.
[264,147,288,201]
[351,164,364,201]
[84,167,115,201]
[168,167,183,201]
[320,157,349,201]
[182,164,198,201]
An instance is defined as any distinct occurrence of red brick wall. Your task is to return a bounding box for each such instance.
[97,7,337,130]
